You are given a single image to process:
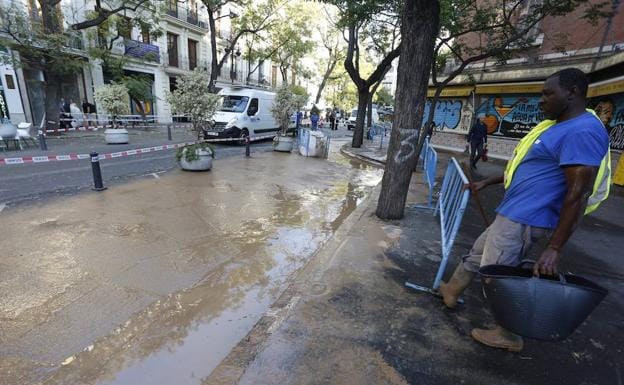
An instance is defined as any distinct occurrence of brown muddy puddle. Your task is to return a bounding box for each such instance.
[30,148,382,385]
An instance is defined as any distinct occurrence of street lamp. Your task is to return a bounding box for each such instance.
[214,10,238,20]
[229,45,241,82]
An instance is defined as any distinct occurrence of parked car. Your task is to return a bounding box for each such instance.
[203,87,287,141]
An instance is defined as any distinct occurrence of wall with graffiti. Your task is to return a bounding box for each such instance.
[589,94,624,151]
[422,98,472,133]
[474,95,542,138]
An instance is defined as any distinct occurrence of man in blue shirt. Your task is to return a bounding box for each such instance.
[439,68,610,352]
[467,114,488,169]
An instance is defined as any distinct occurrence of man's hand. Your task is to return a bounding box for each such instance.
[533,246,561,277]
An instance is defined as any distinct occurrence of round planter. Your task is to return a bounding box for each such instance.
[273,135,294,152]
[179,148,213,171]
[0,120,18,139]
[104,128,129,144]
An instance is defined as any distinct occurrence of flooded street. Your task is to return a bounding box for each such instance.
[0,140,382,385]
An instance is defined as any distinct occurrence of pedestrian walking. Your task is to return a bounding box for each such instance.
[82,99,96,128]
[439,68,611,352]
[310,105,320,130]
[329,109,336,130]
[467,114,488,169]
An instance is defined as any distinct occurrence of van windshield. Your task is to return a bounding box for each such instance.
[220,96,249,112]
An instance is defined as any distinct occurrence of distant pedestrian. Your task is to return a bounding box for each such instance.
[329,110,336,130]
[310,105,320,130]
[82,99,96,128]
[467,114,488,169]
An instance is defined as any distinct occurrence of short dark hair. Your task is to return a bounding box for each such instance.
[547,68,589,98]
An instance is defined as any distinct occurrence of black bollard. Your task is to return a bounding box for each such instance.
[38,130,48,151]
[167,124,172,141]
[245,136,250,157]
[90,152,107,191]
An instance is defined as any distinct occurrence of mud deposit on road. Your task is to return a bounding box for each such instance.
[0,147,381,385]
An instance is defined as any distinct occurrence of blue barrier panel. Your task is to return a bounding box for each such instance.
[419,136,429,170]
[413,137,437,210]
[406,157,470,294]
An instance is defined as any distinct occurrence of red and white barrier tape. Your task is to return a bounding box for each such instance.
[0,134,276,166]
[44,123,192,133]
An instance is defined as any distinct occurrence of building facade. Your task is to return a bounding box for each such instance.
[426,0,624,158]
[0,0,280,126]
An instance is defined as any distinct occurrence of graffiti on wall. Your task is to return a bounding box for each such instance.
[589,94,624,151]
[422,98,472,133]
[475,95,542,138]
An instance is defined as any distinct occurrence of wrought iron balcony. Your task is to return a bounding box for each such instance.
[165,3,208,29]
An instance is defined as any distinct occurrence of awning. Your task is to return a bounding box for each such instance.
[475,83,543,94]
[427,86,474,97]
[588,78,624,98]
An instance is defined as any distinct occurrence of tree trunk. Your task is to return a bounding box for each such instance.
[376,0,440,220]
[315,58,338,104]
[414,87,443,169]
[207,8,219,92]
[351,88,368,148]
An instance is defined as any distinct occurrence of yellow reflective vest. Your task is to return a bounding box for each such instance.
[504,109,611,215]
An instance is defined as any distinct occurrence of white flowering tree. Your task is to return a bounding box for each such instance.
[94,83,130,128]
[167,69,220,134]
[271,85,298,136]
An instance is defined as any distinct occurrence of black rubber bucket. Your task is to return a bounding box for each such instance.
[479,261,608,341]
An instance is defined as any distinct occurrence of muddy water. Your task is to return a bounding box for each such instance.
[0,143,382,385]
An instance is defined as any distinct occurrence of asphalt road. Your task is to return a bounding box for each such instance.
[0,141,274,209]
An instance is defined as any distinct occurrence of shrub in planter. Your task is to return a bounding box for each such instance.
[176,142,215,171]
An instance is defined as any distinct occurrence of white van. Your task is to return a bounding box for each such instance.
[347,107,379,130]
[203,87,280,140]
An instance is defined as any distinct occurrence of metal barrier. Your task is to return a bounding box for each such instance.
[298,128,330,159]
[413,136,437,210]
[406,157,470,294]
[419,136,429,170]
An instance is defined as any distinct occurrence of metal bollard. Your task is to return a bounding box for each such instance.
[167,124,172,141]
[245,136,250,157]
[90,152,107,191]
[38,130,48,151]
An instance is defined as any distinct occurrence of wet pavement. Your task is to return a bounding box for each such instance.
[0,138,382,385]
[3,131,622,385]
[205,143,624,385]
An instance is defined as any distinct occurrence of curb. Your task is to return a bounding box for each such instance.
[339,144,386,168]
[204,177,381,385]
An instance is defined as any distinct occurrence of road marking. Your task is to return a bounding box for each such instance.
[0,203,5,213]
[151,173,161,179]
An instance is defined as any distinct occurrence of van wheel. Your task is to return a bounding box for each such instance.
[239,129,249,145]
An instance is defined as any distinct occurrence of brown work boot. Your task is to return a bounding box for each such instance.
[471,326,524,352]
[439,264,475,308]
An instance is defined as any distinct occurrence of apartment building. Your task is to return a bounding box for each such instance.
[0,0,275,126]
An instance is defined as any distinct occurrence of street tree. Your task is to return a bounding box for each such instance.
[321,0,402,148]
[203,0,286,91]
[416,0,614,166]
[377,0,613,220]
[375,0,439,219]
[266,2,316,84]
[313,6,347,105]
[374,87,394,107]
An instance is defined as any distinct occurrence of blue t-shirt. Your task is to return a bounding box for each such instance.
[497,112,609,229]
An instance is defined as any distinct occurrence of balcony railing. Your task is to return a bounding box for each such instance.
[165,4,208,29]
[124,39,160,63]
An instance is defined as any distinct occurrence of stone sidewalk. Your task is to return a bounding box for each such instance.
[206,140,624,385]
